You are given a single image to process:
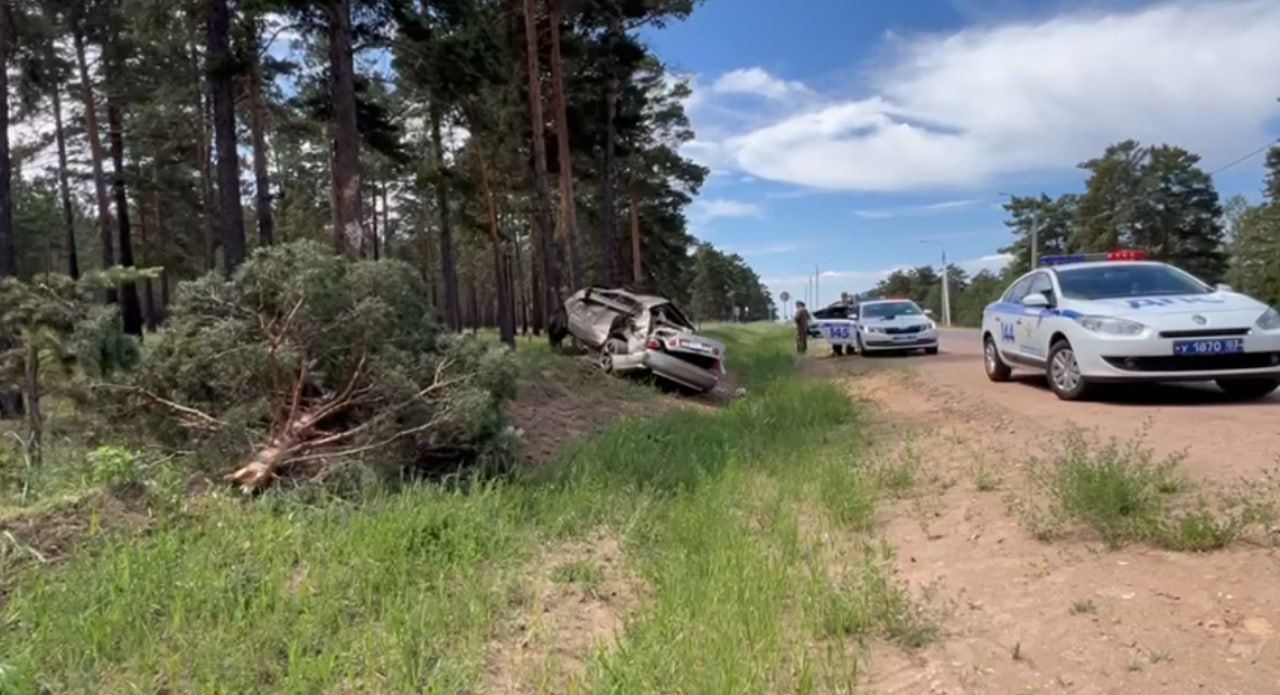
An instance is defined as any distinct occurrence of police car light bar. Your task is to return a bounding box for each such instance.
[1039,250,1148,266]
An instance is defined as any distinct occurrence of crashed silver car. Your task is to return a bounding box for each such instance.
[559,287,725,393]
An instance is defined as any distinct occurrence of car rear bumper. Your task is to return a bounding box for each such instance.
[644,350,719,391]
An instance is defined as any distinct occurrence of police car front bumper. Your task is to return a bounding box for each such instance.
[1076,332,1280,382]
[861,330,938,352]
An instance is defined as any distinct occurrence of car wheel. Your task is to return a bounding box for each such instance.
[833,344,845,357]
[599,339,624,374]
[983,336,1012,382]
[925,346,939,355]
[1047,339,1091,400]
[1215,378,1280,400]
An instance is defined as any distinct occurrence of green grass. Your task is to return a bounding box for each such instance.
[0,324,930,692]
[1016,429,1274,551]
[549,559,601,586]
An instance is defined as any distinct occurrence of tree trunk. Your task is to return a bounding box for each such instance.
[245,15,274,248]
[72,19,116,297]
[546,0,582,290]
[0,0,11,278]
[137,192,158,331]
[522,0,562,342]
[599,19,622,286]
[629,175,642,285]
[326,0,363,258]
[473,136,515,348]
[189,42,217,271]
[153,162,171,317]
[106,92,144,336]
[208,0,246,273]
[430,102,461,331]
[380,179,391,254]
[52,87,80,279]
[23,331,40,455]
[368,183,379,260]
[0,0,21,420]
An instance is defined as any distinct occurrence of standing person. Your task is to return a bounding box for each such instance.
[794,301,810,353]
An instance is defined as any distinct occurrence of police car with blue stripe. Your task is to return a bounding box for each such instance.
[981,250,1280,400]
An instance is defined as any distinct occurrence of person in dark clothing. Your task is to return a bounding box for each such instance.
[794,301,811,353]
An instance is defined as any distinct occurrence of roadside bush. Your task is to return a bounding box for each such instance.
[110,241,516,492]
[1016,429,1273,550]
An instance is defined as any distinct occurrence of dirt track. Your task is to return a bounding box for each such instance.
[808,331,1280,694]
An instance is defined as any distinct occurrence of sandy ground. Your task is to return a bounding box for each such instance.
[813,330,1280,694]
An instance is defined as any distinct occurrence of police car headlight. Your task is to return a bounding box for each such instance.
[862,325,884,334]
[1076,316,1146,336]
[1258,307,1280,330]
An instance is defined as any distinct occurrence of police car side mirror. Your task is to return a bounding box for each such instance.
[1215,283,1233,293]
[924,309,934,318]
[1020,293,1050,309]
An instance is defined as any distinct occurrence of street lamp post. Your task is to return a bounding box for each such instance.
[920,240,952,327]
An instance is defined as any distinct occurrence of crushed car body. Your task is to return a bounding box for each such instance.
[560,287,725,393]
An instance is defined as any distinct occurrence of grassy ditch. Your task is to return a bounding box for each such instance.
[0,324,929,692]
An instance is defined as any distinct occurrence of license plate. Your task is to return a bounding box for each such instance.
[679,339,711,352]
[1172,338,1244,356]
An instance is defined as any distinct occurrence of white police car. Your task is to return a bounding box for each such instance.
[982,251,1280,400]
[857,299,939,354]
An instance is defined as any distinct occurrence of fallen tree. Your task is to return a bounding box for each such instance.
[115,242,515,492]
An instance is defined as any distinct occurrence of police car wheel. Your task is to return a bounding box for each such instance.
[983,337,1012,382]
[1047,340,1091,400]
[1215,378,1280,400]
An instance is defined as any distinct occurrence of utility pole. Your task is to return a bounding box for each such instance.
[920,240,951,327]
[1031,214,1039,268]
[941,247,951,327]
[814,264,820,308]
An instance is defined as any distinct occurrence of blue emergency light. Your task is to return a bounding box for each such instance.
[1039,250,1148,266]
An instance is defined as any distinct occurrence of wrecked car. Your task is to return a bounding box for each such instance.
[558,287,725,393]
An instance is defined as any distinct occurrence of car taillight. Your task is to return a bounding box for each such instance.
[712,347,721,356]
[645,338,662,350]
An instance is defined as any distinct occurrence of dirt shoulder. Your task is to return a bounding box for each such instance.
[803,347,1280,694]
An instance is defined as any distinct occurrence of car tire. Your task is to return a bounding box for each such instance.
[1047,339,1091,401]
[983,336,1012,382]
[599,338,625,374]
[833,344,845,357]
[1215,378,1280,400]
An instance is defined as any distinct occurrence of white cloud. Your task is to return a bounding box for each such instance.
[689,198,764,221]
[958,253,1013,276]
[696,1,1280,191]
[853,199,980,219]
[710,67,811,100]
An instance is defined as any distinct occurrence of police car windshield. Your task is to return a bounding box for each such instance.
[1055,264,1211,300]
[861,301,921,318]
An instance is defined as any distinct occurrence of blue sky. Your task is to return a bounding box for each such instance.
[641,0,1280,308]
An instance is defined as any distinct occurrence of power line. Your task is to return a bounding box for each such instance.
[1208,138,1279,176]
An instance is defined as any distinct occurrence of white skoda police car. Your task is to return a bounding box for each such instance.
[857,299,939,354]
[982,251,1280,400]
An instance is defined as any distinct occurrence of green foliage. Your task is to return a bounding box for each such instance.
[0,326,928,692]
[116,241,515,482]
[86,445,144,489]
[1016,429,1272,551]
[688,244,776,322]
